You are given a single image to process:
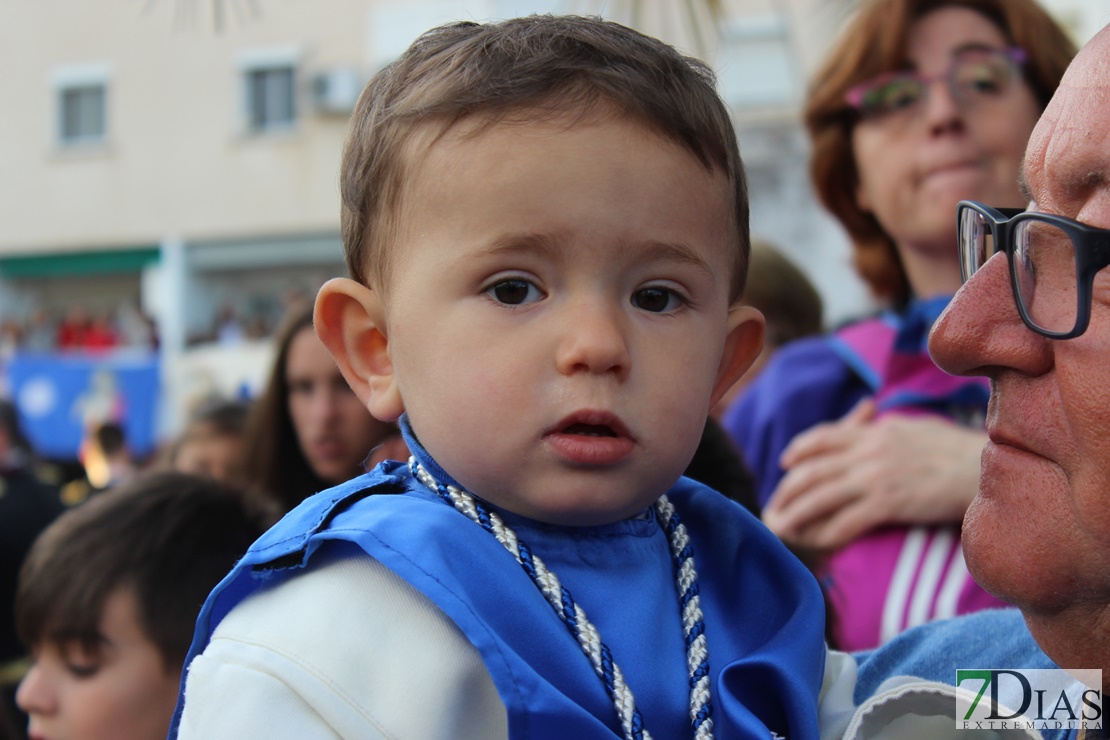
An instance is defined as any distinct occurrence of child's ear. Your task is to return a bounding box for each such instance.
[709,305,766,409]
[314,278,404,422]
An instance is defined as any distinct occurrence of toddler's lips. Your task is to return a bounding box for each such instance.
[545,411,634,465]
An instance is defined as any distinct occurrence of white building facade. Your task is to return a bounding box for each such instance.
[0,0,1103,432]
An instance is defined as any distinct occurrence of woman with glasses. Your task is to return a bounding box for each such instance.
[721,0,1075,651]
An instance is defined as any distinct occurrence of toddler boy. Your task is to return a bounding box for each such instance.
[173,15,827,739]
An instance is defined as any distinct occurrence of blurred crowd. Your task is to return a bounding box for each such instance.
[0,297,392,738]
[0,299,304,363]
[0,305,158,357]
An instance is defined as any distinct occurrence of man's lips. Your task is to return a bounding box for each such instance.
[544,410,634,465]
[984,422,1057,469]
[986,420,1039,455]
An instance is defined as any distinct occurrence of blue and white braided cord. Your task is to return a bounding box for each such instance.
[410,458,714,740]
[655,495,714,739]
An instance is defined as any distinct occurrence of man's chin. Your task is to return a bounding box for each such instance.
[963,498,1040,606]
[963,499,1083,617]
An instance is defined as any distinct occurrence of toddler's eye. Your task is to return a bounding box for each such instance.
[632,287,683,313]
[487,279,543,306]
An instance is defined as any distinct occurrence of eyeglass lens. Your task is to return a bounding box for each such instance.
[1013,219,1079,335]
[959,207,1080,335]
[959,207,991,281]
[856,50,1017,119]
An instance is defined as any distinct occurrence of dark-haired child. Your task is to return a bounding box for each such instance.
[169,398,251,484]
[16,472,262,740]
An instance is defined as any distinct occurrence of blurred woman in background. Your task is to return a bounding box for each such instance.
[241,301,397,520]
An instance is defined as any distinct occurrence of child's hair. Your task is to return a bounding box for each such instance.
[182,398,251,439]
[16,471,263,668]
[744,239,823,347]
[165,398,251,483]
[341,14,749,301]
[90,421,127,458]
[173,398,251,461]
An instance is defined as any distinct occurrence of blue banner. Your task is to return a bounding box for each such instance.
[7,351,160,459]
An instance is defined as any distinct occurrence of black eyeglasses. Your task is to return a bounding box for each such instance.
[845,47,1027,122]
[958,200,1110,339]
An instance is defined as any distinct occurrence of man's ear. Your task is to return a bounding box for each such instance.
[314,278,404,422]
[709,305,766,409]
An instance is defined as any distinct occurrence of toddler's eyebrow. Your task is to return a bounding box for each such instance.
[629,240,714,278]
[484,234,714,278]
[485,232,559,259]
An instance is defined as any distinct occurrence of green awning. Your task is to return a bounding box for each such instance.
[0,247,160,278]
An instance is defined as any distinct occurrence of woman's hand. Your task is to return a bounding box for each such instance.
[761,399,985,551]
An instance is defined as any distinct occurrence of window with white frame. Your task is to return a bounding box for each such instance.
[53,64,110,146]
[239,48,298,133]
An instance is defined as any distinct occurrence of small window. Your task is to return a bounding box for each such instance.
[244,65,295,132]
[60,85,106,142]
[53,64,110,146]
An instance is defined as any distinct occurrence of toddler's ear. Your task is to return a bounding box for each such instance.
[314,278,404,422]
[709,305,766,408]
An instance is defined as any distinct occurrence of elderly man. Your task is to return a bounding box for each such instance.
[928,22,1110,683]
[815,23,1108,740]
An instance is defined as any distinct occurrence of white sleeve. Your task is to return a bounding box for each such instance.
[179,654,345,739]
[819,649,863,740]
[817,649,1043,740]
[177,552,508,739]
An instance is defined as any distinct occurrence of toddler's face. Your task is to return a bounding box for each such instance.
[382,111,760,525]
[17,587,181,740]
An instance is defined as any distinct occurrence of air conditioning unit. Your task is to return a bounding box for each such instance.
[311,68,361,114]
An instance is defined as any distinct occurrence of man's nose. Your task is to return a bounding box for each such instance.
[554,300,631,379]
[929,251,1051,378]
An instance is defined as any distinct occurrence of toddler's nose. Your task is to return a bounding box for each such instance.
[554,302,630,379]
